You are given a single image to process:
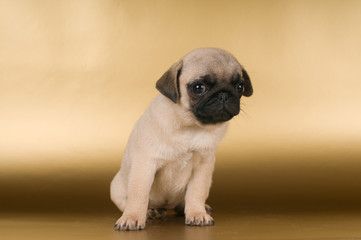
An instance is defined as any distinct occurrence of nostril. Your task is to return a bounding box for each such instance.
[218,92,228,103]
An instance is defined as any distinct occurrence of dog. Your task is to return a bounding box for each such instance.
[110,48,253,230]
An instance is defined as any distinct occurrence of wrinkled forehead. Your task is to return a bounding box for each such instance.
[180,51,241,83]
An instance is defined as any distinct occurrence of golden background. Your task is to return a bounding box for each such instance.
[1,0,361,213]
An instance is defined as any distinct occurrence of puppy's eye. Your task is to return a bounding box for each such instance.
[193,83,207,95]
[237,83,244,93]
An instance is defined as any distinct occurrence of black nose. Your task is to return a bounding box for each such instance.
[218,92,228,103]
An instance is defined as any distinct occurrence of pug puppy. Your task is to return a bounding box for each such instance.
[110,48,253,230]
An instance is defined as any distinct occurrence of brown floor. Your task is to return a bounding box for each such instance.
[2,210,361,240]
[2,150,361,239]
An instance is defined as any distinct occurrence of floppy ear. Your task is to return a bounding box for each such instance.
[156,60,183,103]
[241,68,253,97]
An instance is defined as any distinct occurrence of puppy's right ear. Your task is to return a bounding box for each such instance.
[156,60,183,103]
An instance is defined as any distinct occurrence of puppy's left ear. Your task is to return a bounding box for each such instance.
[241,68,253,97]
[156,60,183,103]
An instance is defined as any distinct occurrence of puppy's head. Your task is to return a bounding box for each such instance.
[156,48,253,124]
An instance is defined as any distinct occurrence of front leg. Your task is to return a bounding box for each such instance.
[114,157,157,231]
[184,154,216,226]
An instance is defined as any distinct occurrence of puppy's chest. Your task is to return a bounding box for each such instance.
[179,128,220,150]
[161,130,219,163]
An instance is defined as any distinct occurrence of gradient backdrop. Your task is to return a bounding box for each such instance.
[1,0,361,213]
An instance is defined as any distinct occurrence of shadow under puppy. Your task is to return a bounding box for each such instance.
[110,48,253,230]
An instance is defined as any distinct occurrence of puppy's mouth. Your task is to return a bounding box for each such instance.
[195,109,234,124]
[190,90,241,124]
[193,102,239,124]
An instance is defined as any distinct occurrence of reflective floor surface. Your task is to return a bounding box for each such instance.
[2,210,361,240]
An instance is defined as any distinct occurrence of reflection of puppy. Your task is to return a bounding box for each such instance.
[110,48,253,230]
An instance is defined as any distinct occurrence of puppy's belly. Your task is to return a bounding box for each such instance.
[148,159,193,209]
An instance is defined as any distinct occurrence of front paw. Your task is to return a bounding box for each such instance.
[185,212,214,226]
[114,213,146,231]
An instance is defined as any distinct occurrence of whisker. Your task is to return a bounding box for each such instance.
[239,102,250,120]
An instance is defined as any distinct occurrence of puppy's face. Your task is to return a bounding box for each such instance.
[156,48,253,124]
[184,72,244,124]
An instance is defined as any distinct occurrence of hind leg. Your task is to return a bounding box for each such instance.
[205,204,213,215]
[147,208,167,219]
[110,170,127,212]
